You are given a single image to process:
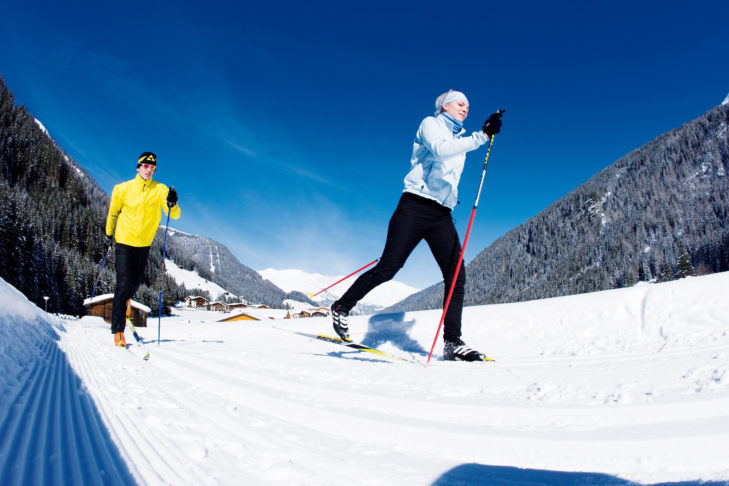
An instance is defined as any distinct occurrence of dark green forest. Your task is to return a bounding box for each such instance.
[0,76,184,315]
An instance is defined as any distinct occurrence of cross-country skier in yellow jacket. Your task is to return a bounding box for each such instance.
[105,152,181,347]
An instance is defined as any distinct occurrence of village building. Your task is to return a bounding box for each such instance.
[293,307,330,319]
[217,312,260,322]
[83,294,151,328]
[186,296,208,308]
[312,307,330,316]
[208,301,228,312]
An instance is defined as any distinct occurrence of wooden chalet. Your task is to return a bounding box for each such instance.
[83,294,151,328]
[208,301,228,312]
[293,307,330,318]
[312,307,330,316]
[186,296,208,308]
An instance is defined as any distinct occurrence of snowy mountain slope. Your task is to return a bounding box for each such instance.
[259,267,420,313]
[164,229,302,308]
[165,258,231,300]
[2,273,729,485]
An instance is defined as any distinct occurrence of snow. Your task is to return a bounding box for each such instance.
[33,117,49,136]
[2,272,729,485]
[259,267,420,312]
[722,92,729,106]
[165,258,231,300]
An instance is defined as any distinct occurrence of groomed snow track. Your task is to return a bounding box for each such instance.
[0,320,136,485]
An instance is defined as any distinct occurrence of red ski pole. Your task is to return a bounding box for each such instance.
[426,116,501,366]
[309,259,379,298]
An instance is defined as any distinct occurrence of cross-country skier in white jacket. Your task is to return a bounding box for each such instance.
[331,90,502,361]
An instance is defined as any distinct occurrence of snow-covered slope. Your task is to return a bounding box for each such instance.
[165,258,232,300]
[2,273,729,485]
[259,267,420,313]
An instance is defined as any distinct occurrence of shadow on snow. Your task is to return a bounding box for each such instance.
[432,464,729,486]
[0,321,136,486]
[363,312,427,356]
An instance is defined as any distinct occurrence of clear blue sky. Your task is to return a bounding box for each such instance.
[2,1,728,289]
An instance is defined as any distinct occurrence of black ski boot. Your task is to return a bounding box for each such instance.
[331,304,350,341]
[443,339,487,362]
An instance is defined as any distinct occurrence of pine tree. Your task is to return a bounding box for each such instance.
[676,243,694,279]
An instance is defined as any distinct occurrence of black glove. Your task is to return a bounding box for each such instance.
[104,234,113,252]
[167,186,178,207]
[482,111,503,137]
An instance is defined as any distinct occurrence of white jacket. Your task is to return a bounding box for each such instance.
[403,114,489,209]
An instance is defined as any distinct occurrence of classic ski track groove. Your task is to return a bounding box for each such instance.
[145,351,359,486]
[156,344,729,433]
[62,340,211,486]
[62,329,359,486]
[152,343,729,477]
[56,318,729,484]
[0,331,135,485]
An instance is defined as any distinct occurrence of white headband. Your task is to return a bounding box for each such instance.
[435,90,468,115]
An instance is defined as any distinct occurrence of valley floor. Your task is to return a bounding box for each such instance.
[2,273,729,485]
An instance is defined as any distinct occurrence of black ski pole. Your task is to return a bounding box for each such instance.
[90,244,111,299]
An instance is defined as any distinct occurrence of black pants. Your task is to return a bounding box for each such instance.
[335,192,466,342]
[111,243,151,333]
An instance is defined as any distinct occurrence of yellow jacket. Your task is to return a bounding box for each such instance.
[106,174,181,247]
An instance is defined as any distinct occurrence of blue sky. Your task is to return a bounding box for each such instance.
[2,1,728,289]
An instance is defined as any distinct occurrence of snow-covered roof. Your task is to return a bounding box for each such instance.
[82,293,152,313]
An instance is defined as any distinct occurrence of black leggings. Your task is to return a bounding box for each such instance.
[111,243,151,333]
[335,192,465,342]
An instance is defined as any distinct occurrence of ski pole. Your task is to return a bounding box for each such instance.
[90,245,111,299]
[126,299,151,360]
[158,200,173,346]
[126,299,142,343]
[426,112,502,366]
[309,259,379,298]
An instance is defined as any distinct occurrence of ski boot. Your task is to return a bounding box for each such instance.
[331,304,351,341]
[114,332,127,348]
[443,339,489,362]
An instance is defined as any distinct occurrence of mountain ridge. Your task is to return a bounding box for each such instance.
[258,267,419,314]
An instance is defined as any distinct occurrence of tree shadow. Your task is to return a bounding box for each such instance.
[363,312,427,355]
[431,464,729,486]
